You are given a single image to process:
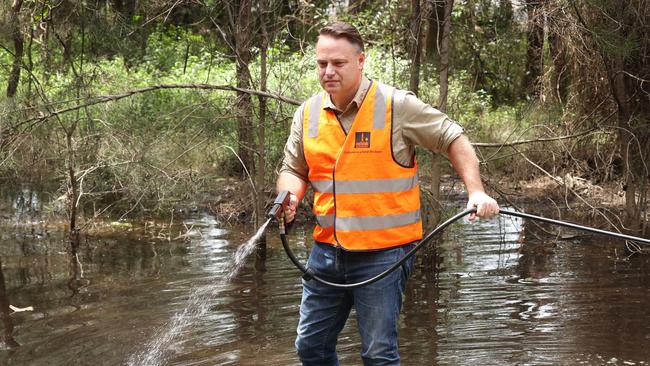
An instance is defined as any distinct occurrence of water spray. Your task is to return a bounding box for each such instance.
[268,191,650,289]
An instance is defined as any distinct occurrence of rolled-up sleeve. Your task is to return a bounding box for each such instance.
[399,93,464,154]
[279,105,309,181]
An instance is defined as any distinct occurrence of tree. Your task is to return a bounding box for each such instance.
[408,0,425,95]
[568,0,649,232]
[429,0,455,229]
[6,0,24,97]
[437,0,454,112]
[523,0,544,99]
[233,0,255,179]
[425,0,445,64]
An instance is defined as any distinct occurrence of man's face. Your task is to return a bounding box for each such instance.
[315,35,365,98]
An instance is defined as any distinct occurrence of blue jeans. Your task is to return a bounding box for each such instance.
[295,242,415,366]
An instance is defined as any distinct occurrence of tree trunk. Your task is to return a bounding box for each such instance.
[234,0,255,179]
[523,0,544,99]
[7,0,24,98]
[437,0,453,112]
[430,0,454,230]
[607,58,642,231]
[408,0,424,94]
[66,129,80,252]
[255,0,270,252]
[425,0,445,63]
[27,15,34,97]
[61,32,73,71]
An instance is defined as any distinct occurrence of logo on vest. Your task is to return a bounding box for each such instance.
[354,132,371,148]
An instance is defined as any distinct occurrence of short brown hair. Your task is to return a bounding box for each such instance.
[318,22,364,52]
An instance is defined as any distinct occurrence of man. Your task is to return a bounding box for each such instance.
[277,22,499,366]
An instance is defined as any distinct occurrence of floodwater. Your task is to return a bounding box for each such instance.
[0,203,649,365]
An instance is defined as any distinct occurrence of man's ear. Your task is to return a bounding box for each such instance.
[358,51,365,70]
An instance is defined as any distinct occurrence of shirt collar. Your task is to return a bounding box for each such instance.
[323,76,371,113]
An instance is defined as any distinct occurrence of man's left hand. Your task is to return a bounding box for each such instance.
[467,191,499,220]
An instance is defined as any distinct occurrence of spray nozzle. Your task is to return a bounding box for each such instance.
[268,190,291,220]
[268,191,292,235]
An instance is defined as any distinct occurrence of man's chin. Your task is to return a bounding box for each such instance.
[322,84,340,93]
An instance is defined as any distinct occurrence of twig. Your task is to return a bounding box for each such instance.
[216,145,257,197]
[118,192,146,221]
[168,209,173,241]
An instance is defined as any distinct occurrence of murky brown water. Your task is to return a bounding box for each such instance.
[0,205,649,365]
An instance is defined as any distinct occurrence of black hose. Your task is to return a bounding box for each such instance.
[498,209,650,244]
[279,208,650,289]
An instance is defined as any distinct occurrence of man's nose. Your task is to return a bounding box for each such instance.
[325,63,336,77]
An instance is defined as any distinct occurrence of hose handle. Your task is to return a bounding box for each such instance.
[267,191,291,220]
[268,191,293,234]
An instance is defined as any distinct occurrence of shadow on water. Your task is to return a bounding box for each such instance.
[0,202,648,365]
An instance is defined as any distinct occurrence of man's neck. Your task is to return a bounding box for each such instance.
[330,80,362,111]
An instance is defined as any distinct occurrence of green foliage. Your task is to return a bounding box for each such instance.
[452,0,528,104]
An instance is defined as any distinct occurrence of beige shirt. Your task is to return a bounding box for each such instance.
[280,77,464,181]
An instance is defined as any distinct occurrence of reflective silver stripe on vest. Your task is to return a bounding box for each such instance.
[307,93,322,138]
[310,175,418,194]
[316,214,334,228]
[373,83,389,130]
[311,180,334,193]
[335,210,421,231]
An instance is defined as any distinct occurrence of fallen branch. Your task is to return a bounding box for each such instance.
[472,128,602,148]
[3,83,301,134]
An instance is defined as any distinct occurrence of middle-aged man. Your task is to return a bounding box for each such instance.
[276,22,499,366]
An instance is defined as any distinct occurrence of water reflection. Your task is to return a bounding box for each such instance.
[0,207,648,365]
[0,257,19,350]
[0,186,43,223]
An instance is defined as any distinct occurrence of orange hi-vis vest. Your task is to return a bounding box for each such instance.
[302,81,422,251]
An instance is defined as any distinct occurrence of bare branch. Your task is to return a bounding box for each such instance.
[472,128,603,148]
[4,83,301,135]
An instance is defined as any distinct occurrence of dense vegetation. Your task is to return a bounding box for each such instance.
[0,0,648,240]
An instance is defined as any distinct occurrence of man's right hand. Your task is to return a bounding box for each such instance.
[284,193,299,223]
[276,172,307,223]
